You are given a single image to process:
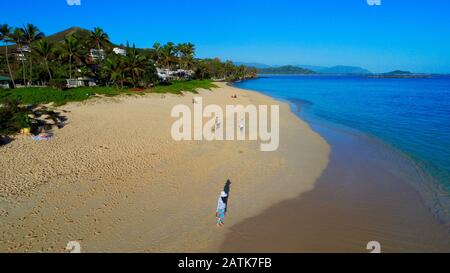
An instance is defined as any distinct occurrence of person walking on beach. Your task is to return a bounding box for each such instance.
[215,116,222,130]
[216,191,228,227]
[239,119,245,133]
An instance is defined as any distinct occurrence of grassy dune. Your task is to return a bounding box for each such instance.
[0,80,217,106]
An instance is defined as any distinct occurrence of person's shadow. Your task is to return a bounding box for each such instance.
[223,179,232,213]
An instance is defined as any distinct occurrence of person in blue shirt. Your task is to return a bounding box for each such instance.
[216,191,228,227]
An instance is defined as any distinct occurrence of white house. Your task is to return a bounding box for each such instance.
[113,47,127,56]
[12,46,31,61]
[66,77,97,88]
[89,49,106,60]
[156,68,170,82]
[156,68,194,82]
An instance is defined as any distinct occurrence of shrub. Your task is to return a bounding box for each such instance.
[0,99,32,136]
[48,78,67,90]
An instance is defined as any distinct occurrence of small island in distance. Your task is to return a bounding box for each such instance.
[369,70,431,78]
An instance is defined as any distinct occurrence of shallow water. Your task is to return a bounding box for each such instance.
[234,75,450,225]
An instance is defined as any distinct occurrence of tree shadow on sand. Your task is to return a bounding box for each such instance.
[0,136,13,146]
[30,105,69,132]
[0,103,68,146]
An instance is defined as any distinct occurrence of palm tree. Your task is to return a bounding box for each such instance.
[61,34,81,79]
[177,42,195,70]
[89,27,109,53]
[0,24,16,88]
[102,56,127,88]
[33,39,55,80]
[10,28,27,85]
[223,60,235,79]
[125,45,147,87]
[160,42,177,69]
[151,42,162,65]
[21,24,44,85]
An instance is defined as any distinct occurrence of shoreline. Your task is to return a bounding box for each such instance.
[0,82,330,252]
[221,83,450,252]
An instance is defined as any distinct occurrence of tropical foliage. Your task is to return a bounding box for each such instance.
[0,24,257,89]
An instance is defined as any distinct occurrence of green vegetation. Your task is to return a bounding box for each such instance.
[1,86,124,106]
[258,65,316,75]
[0,80,216,106]
[152,80,216,95]
[0,99,31,136]
[0,24,257,86]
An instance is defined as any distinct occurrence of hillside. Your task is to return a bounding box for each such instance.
[233,62,272,69]
[45,27,92,44]
[258,65,316,75]
[0,27,112,55]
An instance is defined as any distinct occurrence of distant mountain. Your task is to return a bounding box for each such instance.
[258,65,317,75]
[318,65,372,75]
[45,27,92,44]
[231,61,376,75]
[233,62,272,69]
[295,65,328,72]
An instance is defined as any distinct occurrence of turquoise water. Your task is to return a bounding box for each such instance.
[234,75,450,193]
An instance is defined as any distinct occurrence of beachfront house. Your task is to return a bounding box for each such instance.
[66,77,97,88]
[156,68,169,82]
[89,49,106,61]
[156,68,194,82]
[113,47,127,56]
[12,46,31,61]
[0,76,11,89]
[178,69,194,80]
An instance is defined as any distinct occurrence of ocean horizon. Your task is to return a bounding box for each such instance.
[234,75,450,224]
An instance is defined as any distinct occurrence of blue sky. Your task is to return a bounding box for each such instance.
[3,0,450,73]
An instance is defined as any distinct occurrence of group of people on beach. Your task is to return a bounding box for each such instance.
[212,115,245,134]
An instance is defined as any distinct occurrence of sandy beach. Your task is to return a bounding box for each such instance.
[0,82,330,252]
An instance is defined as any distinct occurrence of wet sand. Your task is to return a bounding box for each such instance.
[221,120,450,253]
